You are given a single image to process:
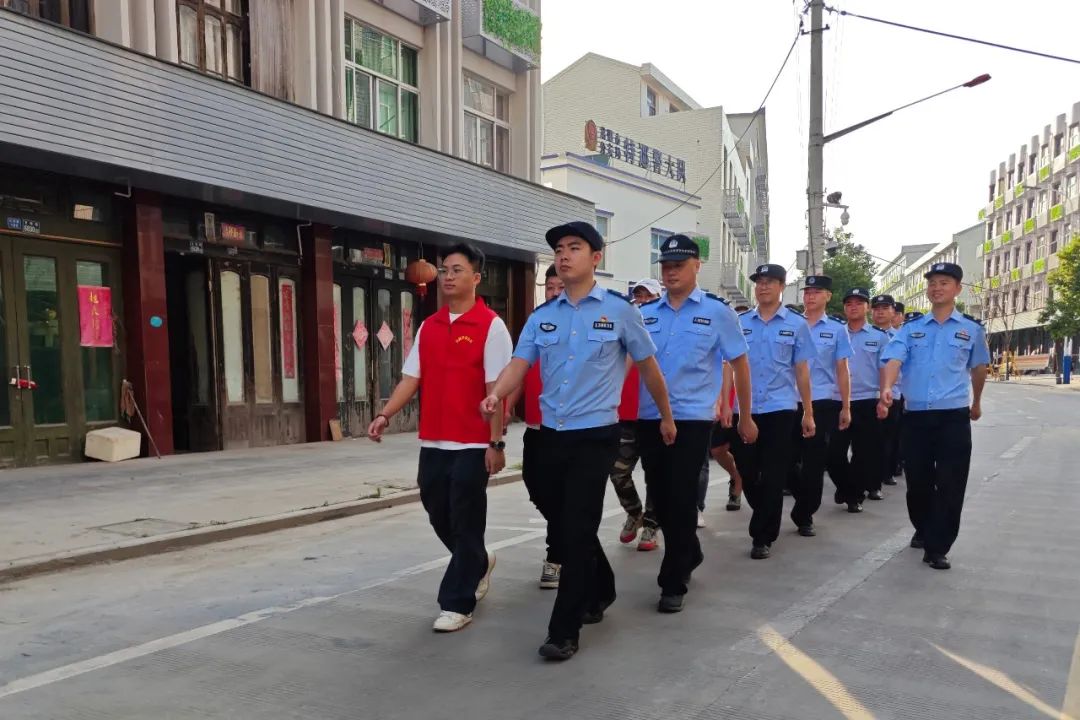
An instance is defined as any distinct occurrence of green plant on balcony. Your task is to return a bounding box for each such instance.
[983,240,992,254]
[1039,164,1051,181]
[1024,217,1036,234]
[994,195,1004,210]
[1001,231,1012,244]
[1014,181,1024,197]
[482,0,542,57]
[692,235,710,261]
[1033,258,1047,274]
[978,208,986,220]
[1050,204,1064,222]
[1070,145,1080,163]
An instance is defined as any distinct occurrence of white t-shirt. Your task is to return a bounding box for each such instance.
[402,313,513,450]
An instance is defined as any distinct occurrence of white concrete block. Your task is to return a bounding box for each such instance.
[85,427,142,462]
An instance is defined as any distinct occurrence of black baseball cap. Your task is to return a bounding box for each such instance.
[904,310,924,322]
[844,287,871,302]
[871,294,896,307]
[802,275,833,291]
[545,221,604,251]
[894,301,905,314]
[655,234,701,262]
[750,263,787,282]
[924,262,963,281]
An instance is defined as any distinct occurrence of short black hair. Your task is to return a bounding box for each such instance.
[443,242,485,272]
[544,264,558,279]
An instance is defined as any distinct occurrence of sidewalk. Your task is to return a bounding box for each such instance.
[990,373,1080,392]
[0,426,525,582]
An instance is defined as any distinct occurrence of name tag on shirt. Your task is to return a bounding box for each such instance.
[540,322,557,332]
[742,328,752,335]
[910,332,926,339]
[819,332,834,339]
[778,329,795,337]
[954,331,970,341]
[593,320,615,331]
[864,340,879,347]
[692,317,712,326]
[644,317,659,325]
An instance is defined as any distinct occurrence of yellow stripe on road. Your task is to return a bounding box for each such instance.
[757,625,875,720]
[933,643,1075,720]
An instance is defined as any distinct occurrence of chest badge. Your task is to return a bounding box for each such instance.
[865,340,879,347]
[455,335,474,344]
[539,322,557,332]
[643,317,659,325]
[819,332,834,339]
[778,329,795,337]
[692,317,712,326]
[954,331,970,341]
[593,318,615,330]
[910,332,926,339]
[742,328,752,335]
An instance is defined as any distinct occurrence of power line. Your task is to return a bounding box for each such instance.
[605,21,805,248]
[824,5,1080,65]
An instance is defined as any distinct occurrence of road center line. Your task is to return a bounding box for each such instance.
[1000,436,1035,460]
[0,504,629,701]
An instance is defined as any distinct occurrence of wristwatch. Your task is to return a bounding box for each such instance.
[489,440,506,451]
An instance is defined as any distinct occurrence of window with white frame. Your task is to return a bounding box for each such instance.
[650,229,672,280]
[1022,285,1030,312]
[595,213,611,271]
[178,0,246,82]
[464,75,510,173]
[646,87,658,116]
[1068,174,1078,198]
[1037,234,1047,259]
[1034,282,1045,308]
[344,18,419,142]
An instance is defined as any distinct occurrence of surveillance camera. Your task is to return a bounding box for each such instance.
[827,191,843,205]
[840,209,850,226]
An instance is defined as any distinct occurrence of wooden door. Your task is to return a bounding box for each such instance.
[335,278,374,437]
[371,282,418,433]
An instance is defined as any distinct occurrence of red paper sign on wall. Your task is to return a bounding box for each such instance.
[77,285,113,348]
[280,282,296,379]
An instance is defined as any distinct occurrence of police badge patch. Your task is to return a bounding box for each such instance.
[539,322,557,332]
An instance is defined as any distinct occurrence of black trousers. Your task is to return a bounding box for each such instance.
[902,409,972,555]
[790,400,841,527]
[828,399,882,502]
[417,448,489,615]
[879,399,902,486]
[891,397,906,474]
[532,425,620,642]
[730,410,797,546]
[522,428,561,564]
[638,420,713,596]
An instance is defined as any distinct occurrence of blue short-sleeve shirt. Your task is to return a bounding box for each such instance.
[737,305,816,414]
[881,310,991,411]
[514,283,656,430]
[846,322,889,401]
[807,315,854,402]
[878,326,903,399]
[637,287,748,421]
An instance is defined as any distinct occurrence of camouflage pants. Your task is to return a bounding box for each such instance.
[609,421,658,529]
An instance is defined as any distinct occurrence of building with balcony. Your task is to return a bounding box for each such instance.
[542,53,768,306]
[873,243,937,299]
[0,1,590,467]
[977,101,1080,361]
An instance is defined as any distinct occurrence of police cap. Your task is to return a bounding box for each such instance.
[844,287,871,303]
[802,275,833,290]
[871,294,896,307]
[545,221,604,251]
[924,262,963,281]
[655,234,701,262]
[750,263,787,282]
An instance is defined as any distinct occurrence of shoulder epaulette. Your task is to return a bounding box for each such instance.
[903,316,920,325]
[639,297,661,307]
[829,314,846,324]
[606,289,632,303]
[873,325,890,333]
[704,291,730,305]
[738,309,752,316]
[535,297,556,310]
[962,313,983,326]
[787,309,806,318]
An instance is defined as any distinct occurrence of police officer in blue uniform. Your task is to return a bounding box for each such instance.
[828,287,888,513]
[879,262,990,570]
[870,294,901,499]
[637,235,755,612]
[724,263,816,559]
[889,301,908,480]
[789,275,853,536]
[483,221,676,660]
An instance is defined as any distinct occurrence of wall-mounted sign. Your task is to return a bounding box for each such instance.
[203,212,217,241]
[220,222,246,244]
[23,219,40,234]
[280,282,296,379]
[77,285,113,348]
[584,120,687,183]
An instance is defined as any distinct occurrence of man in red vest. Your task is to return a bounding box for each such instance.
[367,242,513,634]
[506,264,565,589]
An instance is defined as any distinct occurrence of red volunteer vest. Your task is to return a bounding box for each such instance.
[418,298,497,444]
[523,361,542,426]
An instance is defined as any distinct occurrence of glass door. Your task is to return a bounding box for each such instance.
[0,237,122,467]
[335,277,373,437]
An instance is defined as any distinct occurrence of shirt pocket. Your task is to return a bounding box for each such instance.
[946,336,970,370]
[909,336,931,363]
[535,334,563,369]
[771,334,796,364]
[816,334,837,362]
[680,324,715,361]
[586,330,621,363]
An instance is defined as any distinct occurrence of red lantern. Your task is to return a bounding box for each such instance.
[405,258,438,300]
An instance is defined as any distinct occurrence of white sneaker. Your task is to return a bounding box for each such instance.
[539,561,561,589]
[697,511,706,528]
[475,551,496,601]
[433,611,472,632]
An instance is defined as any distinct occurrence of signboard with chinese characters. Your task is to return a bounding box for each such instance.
[219,222,246,245]
[280,282,296,379]
[77,286,113,347]
[584,120,687,183]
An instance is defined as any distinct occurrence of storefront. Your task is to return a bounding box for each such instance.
[0,167,124,467]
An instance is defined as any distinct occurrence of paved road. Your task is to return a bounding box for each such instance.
[1,383,1078,719]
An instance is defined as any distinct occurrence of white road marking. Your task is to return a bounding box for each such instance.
[1000,436,1035,460]
[0,505,631,701]
[1025,397,1044,404]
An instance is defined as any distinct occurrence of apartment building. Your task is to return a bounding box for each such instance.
[978,101,1080,359]
[542,53,769,305]
[0,0,591,467]
[874,243,936,299]
[887,226,983,317]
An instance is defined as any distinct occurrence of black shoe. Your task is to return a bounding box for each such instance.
[923,552,951,570]
[834,489,844,505]
[893,465,904,478]
[582,597,614,625]
[910,533,924,549]
[782,488,792,496]
[847,501,863,513]
[539,637,579,661]
[751,544,771,560]
[867,489,884,501]
[682,549,705,585]
[883,477,898,486]
[797,524,816,537]
[726,493,742,511]
[658,594,685,613]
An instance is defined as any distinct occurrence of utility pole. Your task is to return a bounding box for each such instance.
[807,0,825,275]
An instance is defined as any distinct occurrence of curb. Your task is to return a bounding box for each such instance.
[0,471,523,585]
